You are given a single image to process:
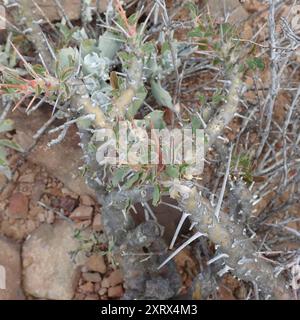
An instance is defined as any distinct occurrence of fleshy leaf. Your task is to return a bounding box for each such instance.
[151,80,174,110]
[124,172,140,189]
[152,184,160,206]
[0,139,23,152]
[0,119,14,133]
[98,31,122,60]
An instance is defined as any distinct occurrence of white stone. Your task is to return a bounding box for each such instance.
[22,221,88,300]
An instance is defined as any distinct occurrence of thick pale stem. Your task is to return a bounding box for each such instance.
[176,187,292,300]
[205,65,242,150]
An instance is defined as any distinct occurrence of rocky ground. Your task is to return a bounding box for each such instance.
[0,102,126,299]
[0,160,126,300]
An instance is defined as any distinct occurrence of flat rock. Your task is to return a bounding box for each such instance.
[108,285,124,299]
[56,196,78,213]
[92,214,103,232]
[107,269,123,287]
[7,192,29,218]
[0,237,25,300]
[82,272,102,283]
[102,269,123,288]
[22,220,88,300]
[80,195,95,207]
[70,205,93,221]
[86,254,107,274]
[79,282,94,293]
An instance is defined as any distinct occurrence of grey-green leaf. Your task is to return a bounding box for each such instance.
[57,47,79,71]
[0,119,14,133]
[124,172,140,189]
[165,165,179,178]
[112,167,130,187]
[98,31,122,60]
[0,139,23,152]
[151,80,174,110]
[152,184,160,206]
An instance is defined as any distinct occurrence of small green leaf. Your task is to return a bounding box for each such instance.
[57,48,78,72]
[0,146,7,160]
[179,163,189,175]
[212,89,226,104]
[32,64,46,76]
[0,139,23,152]
[188,24,213,38]
[185,1,199,19]
[124,172,140,189]
[57,23,79,44]
[212,57,222,65]
[128,13,139,26]
[198,94,206,105]
[246,57,265,71]
[139,170,150,185]
[165,165,180,178]
[152,184,160,206]
[151,80,173,110]
[112,167,130,187]
[98,31,122,60]
[118,51,134,64]
[60,67,75,82]
[191,115,203,132]
[188,26,205,38]
[76,117,93,130]
[0,119,14,133]
[0,157,7,168]
[161,42,170,54]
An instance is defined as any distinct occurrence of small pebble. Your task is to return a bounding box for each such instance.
[86,254,107,274]
[82,272,102,283]
[108,285,124,299]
